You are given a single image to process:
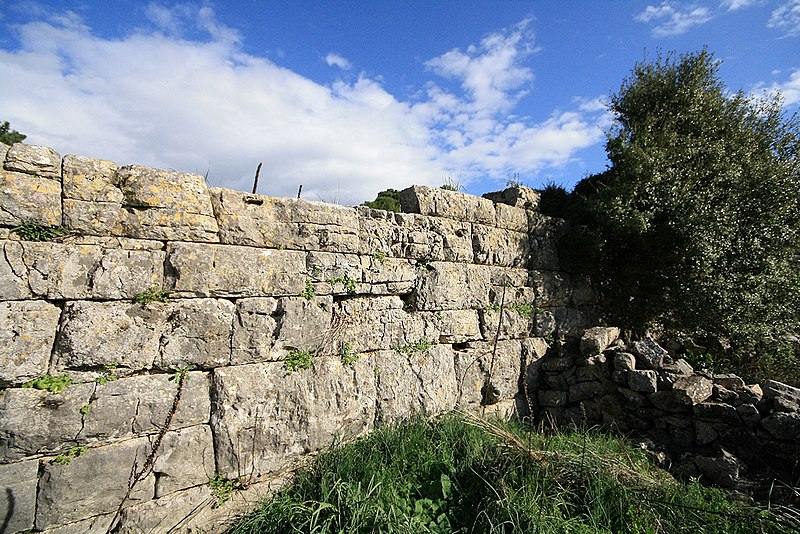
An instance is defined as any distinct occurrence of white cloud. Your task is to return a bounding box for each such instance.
[768,0,800,36]
[636,2,713,37]
[325,52,352,70]
[754,69,800,106]
[720,0,759,11]
[0,9,606,203]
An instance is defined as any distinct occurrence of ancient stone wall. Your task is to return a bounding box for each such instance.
[0,143,597,533]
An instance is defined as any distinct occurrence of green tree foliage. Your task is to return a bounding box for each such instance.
[0,120,26,145]
[565,50,800,377]
[361,188,401,212]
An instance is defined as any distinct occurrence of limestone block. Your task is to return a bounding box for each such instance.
[553,307,599,337]
[306,251,364,295]
[694,449,742,488]
[0,384,92,461]
[61,154,122,202]
[35,437,154,530]
[152,425,216,497]
[0,240,164,300]
[165,242,306,297]
[421,309,482,344]
[482,186,540,211]
[736,403,761,428]
[114,165,219,242]
[738,384,763,405]
[532,309,556,337]
[529,271,572,307]
[527,212,569,238]
[472,224,531,267]
[231,296,333,364]
[761,379,800,412]
[569,381,605,403]
[628,370,658,393]
[338,296,438,353]
[415,262,491,311]
[453,340,522,406]
[0,300,61,387]
[62,198,123,235]
[632,338,668,369]
[479,308,534,340]
[528,237,559,270]
[713,374,745,391]
[4,143,61,178]
[211,188,359,252]
[80,372,211,443]
[581,327,621,356]
[761,412,800,440]
[53,300,168,372]
[375,351,423,425]
[211,358,377,480]
[0,459,39,533]
[361,255,416,295]
[397,344,458,416]
[694,403,741,425]
[156,298,235,370]
[0,168,62,226]
[40,513,114,534]
[0,142,8,162]
[673,376,714,404]
[493,202,529,232]
[400,185,496,225]
[613,352,637,372]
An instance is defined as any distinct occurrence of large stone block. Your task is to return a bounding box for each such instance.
[478,307,535,340]
[231,296,333,364]
[165,242,307,297]
[0,459,39,532]
[421,309,482,344]
[400,185,496,226]
[415,262,491,311]
[80,372,211,443]
[0,169,62,226]
[114,165,219,242]
[62,198,123,235]
[0,384,92,461]
[151,425,216,498]
[361,255,417,295]
[472,224,531,267]
[211,358,377,480]
[35,437,155,530]
[61,154,122,202]
[528,237,559,270]
[305,251,365,295]
[338,296,439,353]
[493,202,529,232]
[761,379,800,412]
[580,327,621,355]
[156,299,235,370]
[4,143,61,178]
[482,185,540,211]
[0,240,164,300]
[0,300,61,387]
[761,412,800,440]
[453,340,522,407]
[211,188,359,252]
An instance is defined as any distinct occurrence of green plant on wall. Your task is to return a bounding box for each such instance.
[209,473,241,507]
[134,287,170,306]
[22,374,73,394]
[300,279,316,300]
[52,446,87,465]
[340,341,358,365]
[329,274,357,295]
[11,223,67,242]
[285,350,315,373]
[396,339,431,356]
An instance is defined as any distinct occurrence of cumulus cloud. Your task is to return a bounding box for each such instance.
[0,7,606,204]
[768,0,800,36]
[754,69,800,106]
[720,0,759,11]
[325,52,351,70]
[636,2,713,37]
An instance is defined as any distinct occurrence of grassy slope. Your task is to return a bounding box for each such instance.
[228,413,797,533]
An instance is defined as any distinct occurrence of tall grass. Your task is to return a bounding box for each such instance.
[229,413,797,533]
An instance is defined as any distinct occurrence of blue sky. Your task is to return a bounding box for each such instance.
[1,1,798,204]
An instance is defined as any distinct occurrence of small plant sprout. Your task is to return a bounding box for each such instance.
[328,274,357,295]
[80,404,91,415]
[300,279,316,300]
[95,364,118,385]
[52,446,87,465]
[484,303,501,314]
[396,339,431,356]
[22,374,73,394]
[440,174,463,191]
[172,366,192,382]
[11,223,67,241]
[209,473,240,507]
[285,350,314,373]
[372,251,387,264]
[133,287,170,306]
[340,341,358,365]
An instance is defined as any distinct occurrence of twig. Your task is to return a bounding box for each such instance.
[297,184,303,199]
[252,162,262,194]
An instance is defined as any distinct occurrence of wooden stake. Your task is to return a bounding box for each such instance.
[252,162,262,194]
[297,184,303,199]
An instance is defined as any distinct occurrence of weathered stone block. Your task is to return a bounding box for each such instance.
[305,251,364,295]
[0,384,92,461]
[694,402,741,425]
[211,358,377,481]
[673,376,713,404]
[35,437,154,530]
[694,449,742,488]
[761,412,800,440]
[156,299,235,370]
[493,202,529,232]
[424,309,482,343]
[0,300,61,387]
[713,374,745,391]
[538,390,567,407]
[628,370,658,393]
[0,459,39,532]
[581,326,621,356]
[211,188,359,252]
[736,403,761,428]
[482,186,540,211]
[415,262,490,311]
[738,384,763,405]
[613,352,637,372]
[4,143,61,178]
[361,255,417,295]
[80,372,211,443]
[0,169,62,226]
[0,240,164,300]
[761,379,800,412]
[62,198,123,235]
[338,296,438,353]
[165,242,307,297]
[528,271,572,307]
[479,308,534,340]
[453,340,522,406]
[632,338,668,369]
[569,381,605,403]
[232,296,333,364]
[472,225,530,267]
[61,154,122,202]
[400,185,496,225]
[528,237,559,270]
[152,425,216,497]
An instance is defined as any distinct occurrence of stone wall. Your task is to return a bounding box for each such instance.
[0,143,597,533]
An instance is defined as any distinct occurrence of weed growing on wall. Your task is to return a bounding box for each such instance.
[372,251,387,264]
[52,446,87,465]
[300,279,316,300]
[133,287,170,306]
[209,473,240,507]
[11,222,68,241]
[22,374,73,393]
[340,341,358,365]
[396,339,431,355]
[285,350,314,373]
[328,274,357,295]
